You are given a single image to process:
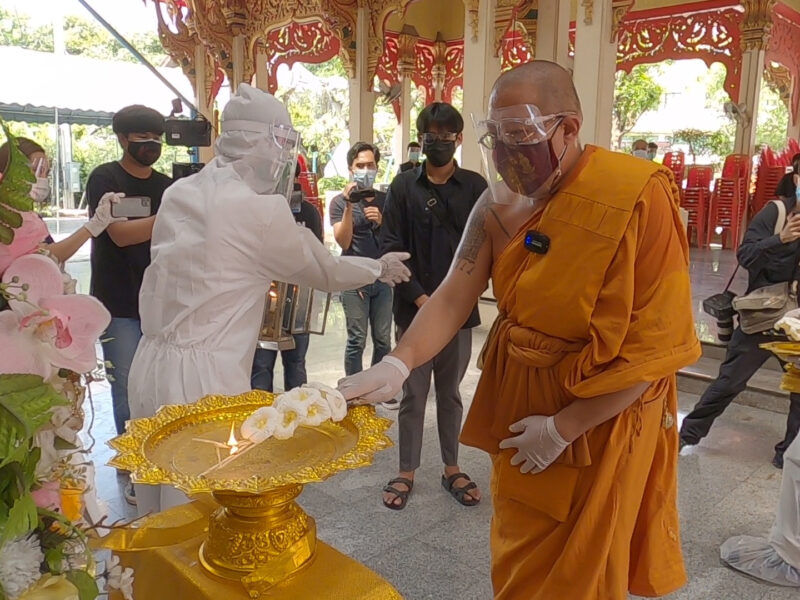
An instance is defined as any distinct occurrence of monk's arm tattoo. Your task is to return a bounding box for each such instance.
[455,203,489,274]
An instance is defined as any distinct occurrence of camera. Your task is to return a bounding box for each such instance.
[347,188,376,203]
[172,162,205,181]
[703,290,737,343]
[164,117,212,147]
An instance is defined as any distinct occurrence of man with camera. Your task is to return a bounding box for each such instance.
[329,143,394,384]
[681,175,800,468]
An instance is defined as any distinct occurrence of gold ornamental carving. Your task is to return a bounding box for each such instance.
[432,32,448,96]
[611,0,635,42]
[463,0,480,42]
[764,62,792,111]
[582,0,594,25]
[494,0,520,55]
[740,0,777,51]
[397,24,418,79]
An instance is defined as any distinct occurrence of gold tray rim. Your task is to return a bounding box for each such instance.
[107,390,393,495]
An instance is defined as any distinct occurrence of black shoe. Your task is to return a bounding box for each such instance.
[679,438,692,451]
[772,453,784,469]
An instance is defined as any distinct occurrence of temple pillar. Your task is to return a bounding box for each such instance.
[733,50,765,155]
[254,47,269,92]
[734,1,778,155]
[231,34,246,92]
[572,0,617,148]
[394,26,418,164]
[535,0,571,67]
[349,7,375,146]
[787,113,800,142]
[194,44,216,164]
[461,0,501,173]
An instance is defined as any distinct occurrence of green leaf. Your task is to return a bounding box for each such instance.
[65,570,99,600]
[0,375,68,465]
[54,436,78,451]
[45,547,65,573]
[0,493,36,545]
[0,121,35,239]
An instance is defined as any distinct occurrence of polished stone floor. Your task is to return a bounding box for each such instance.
[56,220,796,599]
[82,298,796,600]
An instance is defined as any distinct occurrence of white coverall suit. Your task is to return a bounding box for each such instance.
[128,84,392,515]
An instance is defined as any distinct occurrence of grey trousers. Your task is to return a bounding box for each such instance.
[396,327,472,472]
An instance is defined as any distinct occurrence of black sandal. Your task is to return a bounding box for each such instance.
[382,477,414,510]
[441,472,480,507]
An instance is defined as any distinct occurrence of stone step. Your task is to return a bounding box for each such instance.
[678,342,790,415]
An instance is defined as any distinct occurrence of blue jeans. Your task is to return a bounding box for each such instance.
[251,333,310,392]
[101,317,143,434]
[340,282,392,376]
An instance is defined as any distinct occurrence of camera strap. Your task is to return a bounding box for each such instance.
[422,179,460,255]
[722,199,789,293]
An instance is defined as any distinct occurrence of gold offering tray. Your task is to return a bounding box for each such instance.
[761,341,800,367]
[108,390,392,495]
[107,391,393,595]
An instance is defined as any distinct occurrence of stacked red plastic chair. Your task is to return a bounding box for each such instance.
[752,147,789,217]
[682,165,714,247]
[296,154,324,224]
[707,154,752,249]
[662,151,686,188]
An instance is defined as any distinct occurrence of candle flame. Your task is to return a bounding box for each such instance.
[227,423,239,455]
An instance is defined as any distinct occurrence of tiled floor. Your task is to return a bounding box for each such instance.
[55,219,795,599]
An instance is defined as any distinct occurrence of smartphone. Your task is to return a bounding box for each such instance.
[111,196,152,218]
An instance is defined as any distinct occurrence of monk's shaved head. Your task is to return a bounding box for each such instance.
[490,60,582,117]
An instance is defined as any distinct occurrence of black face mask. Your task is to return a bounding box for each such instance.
[128,140,162,167]
[425,141,456,168]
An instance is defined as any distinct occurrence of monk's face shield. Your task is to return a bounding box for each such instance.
[474,104,575,203]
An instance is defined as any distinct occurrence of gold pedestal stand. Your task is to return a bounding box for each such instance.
[200,486,316,587]
[108,391,393,597]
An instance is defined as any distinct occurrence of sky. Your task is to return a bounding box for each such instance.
[2,0,158,34]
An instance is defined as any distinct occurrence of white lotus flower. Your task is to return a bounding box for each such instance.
[0,535,44,599]
[241,406,281,444]
[305,382,347,422]
[106,555,134,600]
[273,392,309,440]
[304,392,333,427]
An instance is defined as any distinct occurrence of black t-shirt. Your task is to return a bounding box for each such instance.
[86,162,172,319]
[329,191,386,259]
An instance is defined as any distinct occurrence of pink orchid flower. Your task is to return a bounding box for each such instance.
[0,211,49,276]
[0,254,110,379]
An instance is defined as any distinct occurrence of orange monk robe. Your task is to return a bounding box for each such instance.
[461,146,701,600]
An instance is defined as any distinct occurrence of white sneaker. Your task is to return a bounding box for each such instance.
[381,397,401,410]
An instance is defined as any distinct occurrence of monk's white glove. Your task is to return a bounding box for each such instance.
[498,415,569,474]
[337,356,410,405]
[377,252,411,286]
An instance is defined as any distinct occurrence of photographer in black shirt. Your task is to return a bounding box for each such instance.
[681,174,800,468]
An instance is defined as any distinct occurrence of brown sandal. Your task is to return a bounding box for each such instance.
[382,477,413,510]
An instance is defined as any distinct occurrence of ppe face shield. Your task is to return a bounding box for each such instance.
[270,124,300,201]
[473,104,572,204]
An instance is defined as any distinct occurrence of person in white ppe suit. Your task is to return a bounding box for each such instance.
[721,433,800,587]
[128,83,410,516]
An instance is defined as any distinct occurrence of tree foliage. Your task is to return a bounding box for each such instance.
[613,65,665,149]
[0,7,168,66]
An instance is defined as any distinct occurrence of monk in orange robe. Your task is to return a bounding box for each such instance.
[337,60,701,599]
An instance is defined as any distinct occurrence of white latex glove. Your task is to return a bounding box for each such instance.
[84,192,127,237]
[377,252,411,286]
[337,356,410,405]
[498,415,569,474]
